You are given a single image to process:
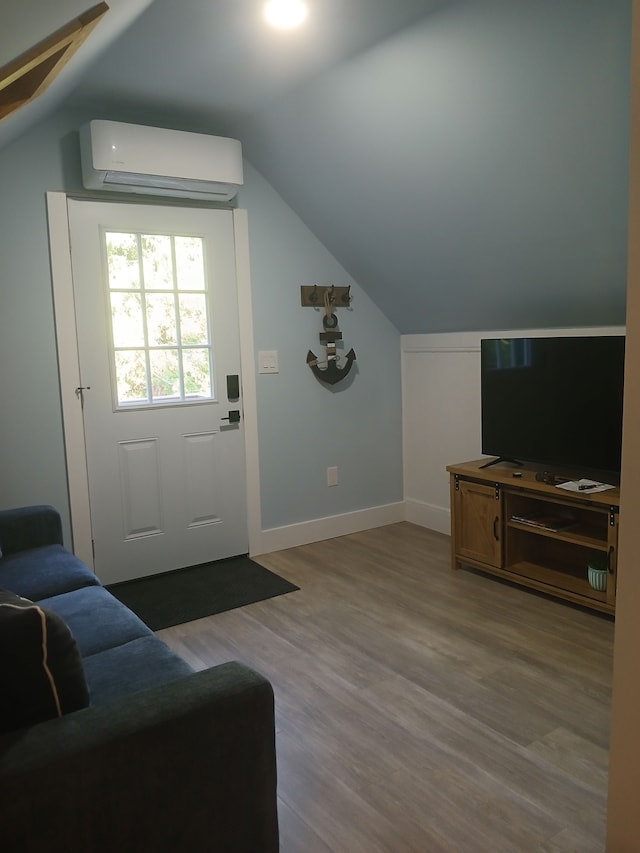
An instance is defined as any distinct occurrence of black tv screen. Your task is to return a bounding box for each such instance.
[480,336,625,480]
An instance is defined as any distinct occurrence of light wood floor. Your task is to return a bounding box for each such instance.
[158,522,614,852]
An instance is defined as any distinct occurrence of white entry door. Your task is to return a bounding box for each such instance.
[68,200,247,585]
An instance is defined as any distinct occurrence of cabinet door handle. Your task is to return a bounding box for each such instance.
[608,545,615,573]
[493,516,500,541]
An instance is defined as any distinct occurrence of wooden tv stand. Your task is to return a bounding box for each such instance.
[446,459,619,615]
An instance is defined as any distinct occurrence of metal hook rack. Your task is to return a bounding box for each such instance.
[300,284,352,307]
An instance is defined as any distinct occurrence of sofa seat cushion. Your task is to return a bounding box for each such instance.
[0,544,100,601]
[37,586,153,657]
[0,589,89,733]
[82,636,194,705]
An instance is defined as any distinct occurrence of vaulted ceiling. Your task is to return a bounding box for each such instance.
[1,0,632,333]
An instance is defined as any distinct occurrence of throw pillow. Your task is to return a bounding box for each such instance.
[0,588,89,733]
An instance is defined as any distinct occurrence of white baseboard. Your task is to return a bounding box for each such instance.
[404,498,451,536]
[250,502,406,556]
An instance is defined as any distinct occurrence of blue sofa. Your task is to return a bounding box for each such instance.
[0,505,279,852]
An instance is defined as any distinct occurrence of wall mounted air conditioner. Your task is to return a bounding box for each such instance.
[79,120,243,201]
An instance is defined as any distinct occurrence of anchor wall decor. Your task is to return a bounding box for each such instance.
[302,285,356,386]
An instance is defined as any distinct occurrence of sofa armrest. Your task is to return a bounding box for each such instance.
[0,505,64,556]
[0,661,279,853]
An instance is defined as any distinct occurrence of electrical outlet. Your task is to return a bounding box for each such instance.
[327,466,338,487]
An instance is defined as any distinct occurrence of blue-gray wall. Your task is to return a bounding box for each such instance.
[0,108,403,543]
[240,0,631,333]
[238,163,402,528]
[0,0,630,543]
[0,114,71,526]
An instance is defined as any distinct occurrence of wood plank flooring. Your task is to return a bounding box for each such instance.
[158,522,613,852]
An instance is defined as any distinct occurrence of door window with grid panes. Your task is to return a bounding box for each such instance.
[104,230,214,408]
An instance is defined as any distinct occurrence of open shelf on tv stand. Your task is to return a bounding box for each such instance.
[446,458,619,615]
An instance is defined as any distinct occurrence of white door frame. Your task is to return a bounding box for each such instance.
[47,192,263,565]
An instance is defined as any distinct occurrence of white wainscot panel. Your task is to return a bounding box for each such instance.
[118,438,163,538]
[183,432,222,527]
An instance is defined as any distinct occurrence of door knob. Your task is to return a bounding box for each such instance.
[221,410,241,423]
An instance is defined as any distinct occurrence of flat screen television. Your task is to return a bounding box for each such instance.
[480,335,625,482]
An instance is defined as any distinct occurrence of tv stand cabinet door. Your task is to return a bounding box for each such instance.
[451,477,503,569]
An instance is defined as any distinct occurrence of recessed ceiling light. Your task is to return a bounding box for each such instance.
[263,0,308,30]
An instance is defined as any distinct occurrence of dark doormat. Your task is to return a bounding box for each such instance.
[107,556,299,631]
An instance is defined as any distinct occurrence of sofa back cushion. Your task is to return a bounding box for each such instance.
[0,589,89,733]
[0,544,101,602]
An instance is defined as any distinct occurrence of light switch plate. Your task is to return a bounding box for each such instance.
[258,350,279,374]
